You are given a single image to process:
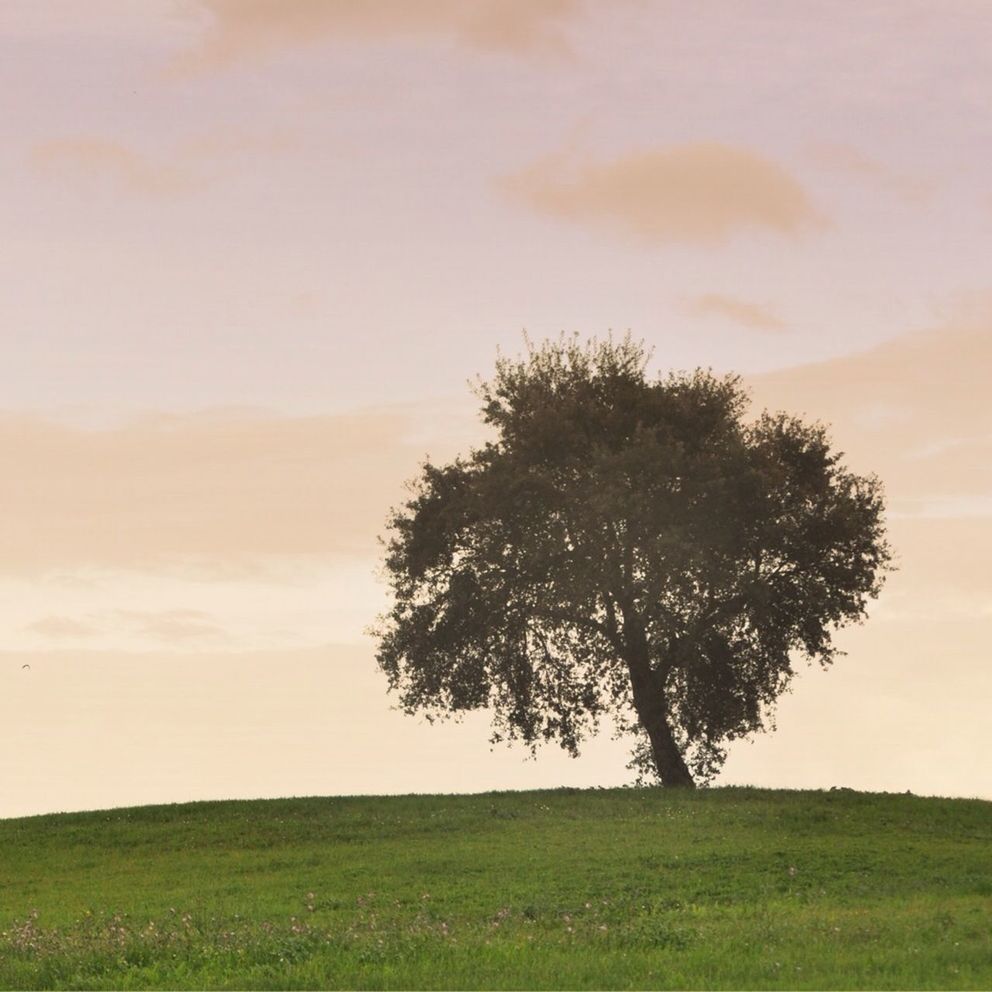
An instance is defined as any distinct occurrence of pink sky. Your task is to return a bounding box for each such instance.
[2,1,990,816]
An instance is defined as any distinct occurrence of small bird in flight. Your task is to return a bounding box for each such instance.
[21,664,30,670]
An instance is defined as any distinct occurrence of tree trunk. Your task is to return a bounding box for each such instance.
[621,611,696,788]
[637,699,695,788]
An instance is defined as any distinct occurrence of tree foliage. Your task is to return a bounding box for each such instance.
[372,336,891,786]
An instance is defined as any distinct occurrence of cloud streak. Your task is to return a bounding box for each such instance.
[3,313,988,583]
[747,305,992,621]
[29,127,293,199]
[501,143,825,247]
[0,403,474,576]
[685,294,787,332]
[23,609,228,645]
[177,0,587,72]
[31,138,201,196]
[749,311,992,510]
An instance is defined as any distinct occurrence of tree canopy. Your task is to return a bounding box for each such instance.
[372,336,891,786]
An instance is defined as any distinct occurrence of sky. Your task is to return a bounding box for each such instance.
[2,0,990,817]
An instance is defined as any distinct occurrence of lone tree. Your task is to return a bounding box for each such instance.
[373,336,890,787]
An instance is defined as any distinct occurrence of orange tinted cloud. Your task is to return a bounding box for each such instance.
[31,138,201,196]
[0,404,474,575]
[179,0,585,71]
[685,294,787,332]
[501,143,825,246]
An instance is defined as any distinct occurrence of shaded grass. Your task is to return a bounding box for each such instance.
[1,787,989,988]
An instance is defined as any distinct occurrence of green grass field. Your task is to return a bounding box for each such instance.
[1,787,989,989]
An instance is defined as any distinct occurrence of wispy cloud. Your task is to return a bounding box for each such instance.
[23,609,227,645]
[684,294,787,332]
[29,127,295,198]
[744,306,992,642]
[176,0,587,72]
[116,609,228,642]
[500,143,825,247]
[30,137,202,196]
[749,306,992,517]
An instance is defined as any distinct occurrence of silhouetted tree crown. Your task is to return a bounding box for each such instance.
[372,336,890,786]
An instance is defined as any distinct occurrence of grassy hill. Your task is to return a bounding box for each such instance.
[0,787,989,990]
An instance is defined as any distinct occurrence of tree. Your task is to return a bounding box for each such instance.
[372,336,891,787]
